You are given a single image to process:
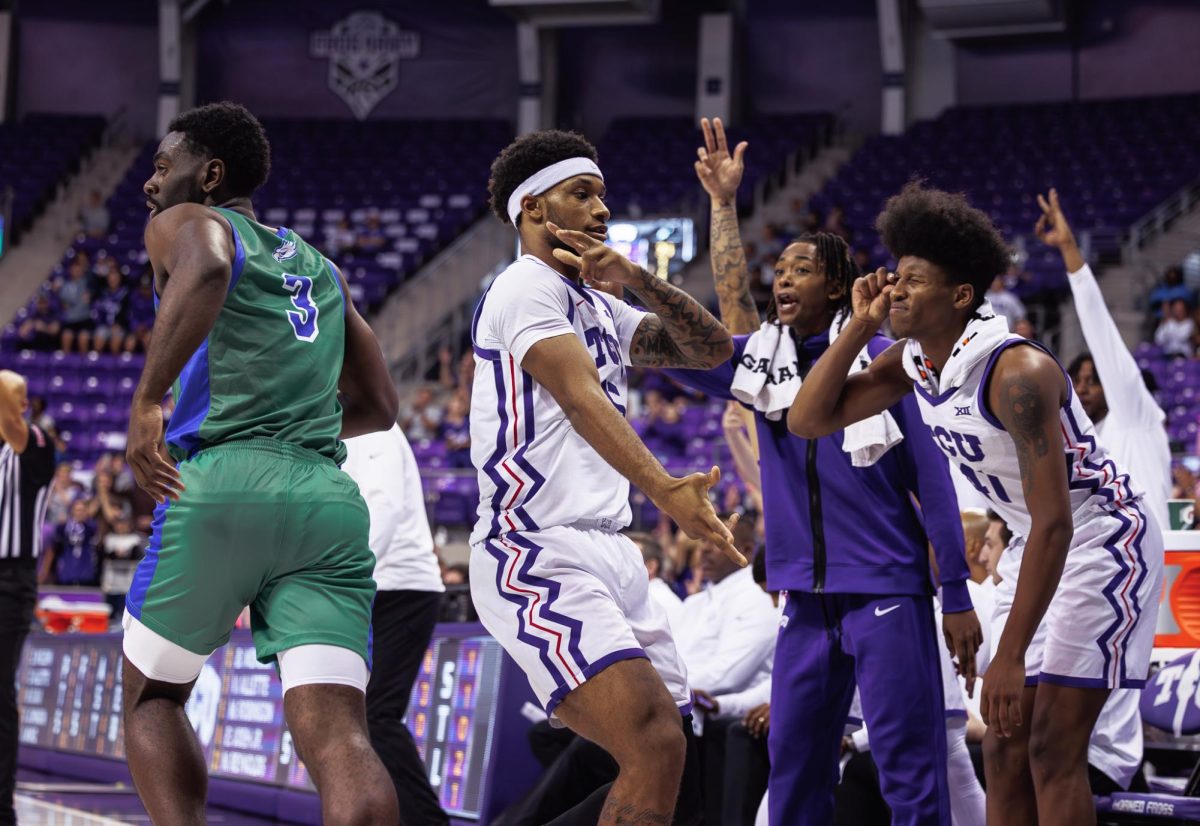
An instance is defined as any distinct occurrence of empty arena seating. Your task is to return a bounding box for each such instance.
[810,94,1200,290]
[0,113,105,238]
[598,112,833,215]
[1136,341,1200,449]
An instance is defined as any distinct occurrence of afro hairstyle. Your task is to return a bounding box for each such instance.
[168,101,271,199]
[487,130,599,226]
[875,181,1011,309]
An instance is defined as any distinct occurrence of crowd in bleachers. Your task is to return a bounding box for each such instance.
[35,449,155,599]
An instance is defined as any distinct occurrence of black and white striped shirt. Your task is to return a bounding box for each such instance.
[0,425,56,560]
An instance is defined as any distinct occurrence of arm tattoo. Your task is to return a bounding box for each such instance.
[600,795,671,825]
[710,202,761,334]
[1003,374,1051,494]
[626,268,732,368]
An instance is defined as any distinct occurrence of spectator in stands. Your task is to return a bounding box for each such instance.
[960,509,990,585]
[1013,317,1036,340]
[824,205,852,242]
[18,294,61,350]
[78,190,110,239]
[125,274,156,353]
[1036,188,1174,528]
[760,225,785,260]
[29,397,54,438]
[625,530,682,628]
[1155,298,1195,358]
[357,213,388,254]
[100,514,145,616]
[91,268,129,354]
[1172,464,1198,502]
[45,499,99,586]
[442,563,469,586]
[673,516,774,717]
[438,394,471,469]
[1147,265,1194,319]
[46,463,79,527]
[987,274,1025,331]
[981,511,1011,584]
[399,384,442,441]
[644,397,688,456]
[55,258,93,353]
[324,218,358,258]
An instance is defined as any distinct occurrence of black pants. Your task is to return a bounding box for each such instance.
[0,563,36,826]
[721,721,771,825]
[365,590,447,826]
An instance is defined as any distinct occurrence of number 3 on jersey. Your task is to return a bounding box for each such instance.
[282,273,319,342]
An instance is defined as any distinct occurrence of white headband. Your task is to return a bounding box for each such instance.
[506,157,604,225]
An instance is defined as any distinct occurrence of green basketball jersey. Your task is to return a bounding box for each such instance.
[164,207,347,464]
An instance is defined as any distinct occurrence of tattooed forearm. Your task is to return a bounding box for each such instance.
[1003,374,1051,494]
[626,267,733,369]
[710,201,761,335]
[599,795,672,825]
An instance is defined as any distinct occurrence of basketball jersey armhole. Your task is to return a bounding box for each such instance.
[977,338,1072,431]
[324,258,346,316]
[210,207,247,295]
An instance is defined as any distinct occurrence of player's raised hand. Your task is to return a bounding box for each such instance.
[1034,188,1077,250]
[851,268,896,329]
[694,117,748,206]
[126,401,184,504]
[656,466,747,568]
[547,222,641,291]
[979,652,1026,739]
[942,609,984,697]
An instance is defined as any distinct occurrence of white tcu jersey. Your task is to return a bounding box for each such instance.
[911,337,1143,538]
[469,254,647,545]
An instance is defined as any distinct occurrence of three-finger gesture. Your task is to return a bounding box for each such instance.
[694,117,747,206]
[1034,188,1076,251]
[548,222,641,291]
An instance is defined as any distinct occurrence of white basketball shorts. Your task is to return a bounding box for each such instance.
[470,525,691,721]
[991,504,1163,689]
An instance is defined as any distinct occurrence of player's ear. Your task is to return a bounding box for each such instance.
[201,158,225,196]
[954,283,974,311]
[521,194,544,225]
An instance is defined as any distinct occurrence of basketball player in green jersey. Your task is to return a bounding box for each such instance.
[122,102,400,824]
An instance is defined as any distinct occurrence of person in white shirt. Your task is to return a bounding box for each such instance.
[987,275,1026,332]
[342,424,447,825]
[674,518,775,712]
[625,531,683,630]
[686,541,777,826]
[1035,188,1172,530]
[1035,190,1166,795]
[1154,299,1195,358]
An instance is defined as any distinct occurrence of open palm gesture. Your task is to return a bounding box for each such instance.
[694,117,748,206]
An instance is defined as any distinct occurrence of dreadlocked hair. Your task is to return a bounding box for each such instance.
[765,232,861,329]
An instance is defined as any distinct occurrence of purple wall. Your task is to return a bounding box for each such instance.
[744,0,882,132]
[194,1,518,122]
[557,20,699,138]
[11,0,1200,142]
[955,0,1200,106]
[16,19,157,128]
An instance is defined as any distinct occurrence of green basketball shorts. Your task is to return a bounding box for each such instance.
[124,438,376,666]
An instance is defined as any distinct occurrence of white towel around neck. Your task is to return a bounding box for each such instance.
[731,314,903,466]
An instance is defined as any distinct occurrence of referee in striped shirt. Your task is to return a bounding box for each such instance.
[0,370,54,826]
